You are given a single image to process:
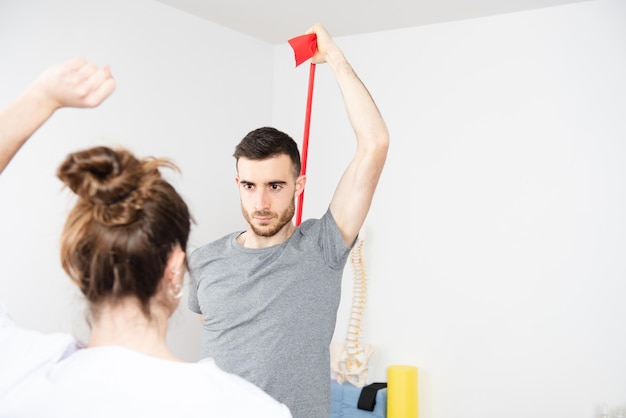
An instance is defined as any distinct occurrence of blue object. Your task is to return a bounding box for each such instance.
[330,381,387,418]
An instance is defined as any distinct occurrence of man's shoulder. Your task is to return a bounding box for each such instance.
[297,209,335,234]
[188,232,239,267]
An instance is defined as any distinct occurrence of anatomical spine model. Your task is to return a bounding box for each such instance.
[330,230,373,387]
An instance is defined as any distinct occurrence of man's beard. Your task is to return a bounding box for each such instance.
[242,199,295,237]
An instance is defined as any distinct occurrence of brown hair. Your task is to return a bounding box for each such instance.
[233,127,301,179]
[57,146,191,317]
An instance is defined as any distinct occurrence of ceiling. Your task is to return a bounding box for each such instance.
[154,0,589,45]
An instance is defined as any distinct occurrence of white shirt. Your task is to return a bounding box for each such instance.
[0,306,292,418]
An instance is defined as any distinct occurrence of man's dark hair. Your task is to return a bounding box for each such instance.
[233,127,301,178]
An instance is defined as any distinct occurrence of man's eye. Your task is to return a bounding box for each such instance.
[270,184,282,191]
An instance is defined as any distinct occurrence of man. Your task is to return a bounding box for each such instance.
[188,23,389,418]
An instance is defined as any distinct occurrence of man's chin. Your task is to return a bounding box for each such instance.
[252,224,276,237]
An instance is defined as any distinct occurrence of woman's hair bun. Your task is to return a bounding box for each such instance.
[57,145,190,310]
[57,146,143,206]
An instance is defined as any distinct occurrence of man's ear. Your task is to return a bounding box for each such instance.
[295,174,306,197]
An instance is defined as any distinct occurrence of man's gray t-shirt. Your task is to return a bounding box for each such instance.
[188,209,352,418]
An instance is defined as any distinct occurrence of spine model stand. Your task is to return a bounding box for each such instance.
[330,231,374,387]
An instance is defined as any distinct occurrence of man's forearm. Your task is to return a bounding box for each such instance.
[326,48,388,148]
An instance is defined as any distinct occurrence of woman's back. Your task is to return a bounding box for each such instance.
[0,307,291,418]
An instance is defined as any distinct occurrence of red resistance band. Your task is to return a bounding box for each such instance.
[287,33,317,226]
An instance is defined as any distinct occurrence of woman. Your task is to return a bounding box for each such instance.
[0,58,291,418]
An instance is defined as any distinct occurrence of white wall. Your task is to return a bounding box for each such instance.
[2,0,625,417]
[272,1,626,417]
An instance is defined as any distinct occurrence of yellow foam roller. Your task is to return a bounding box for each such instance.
[387,365,418,418]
